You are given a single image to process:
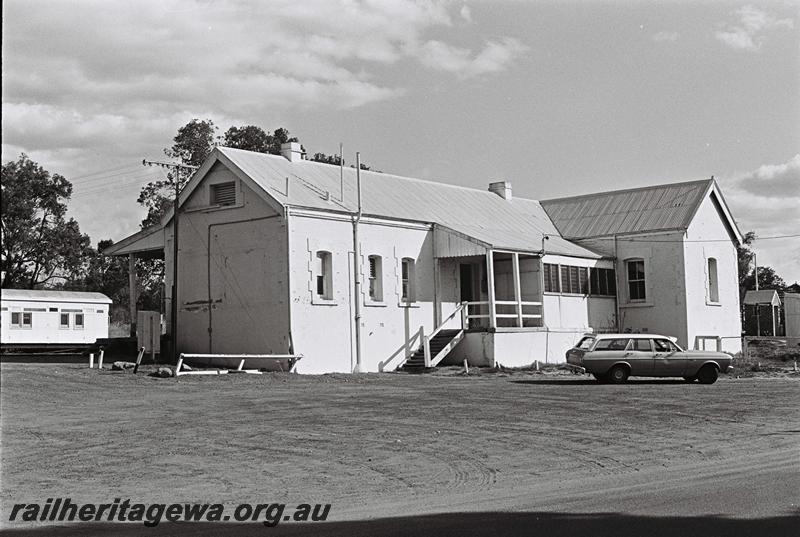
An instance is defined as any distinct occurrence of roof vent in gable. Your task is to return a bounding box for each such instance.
[211,182,236,206]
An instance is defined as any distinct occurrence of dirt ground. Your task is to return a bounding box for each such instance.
[1,361,798,535]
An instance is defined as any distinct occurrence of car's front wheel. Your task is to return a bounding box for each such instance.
[607,365,629,384]
[697,364,718,385]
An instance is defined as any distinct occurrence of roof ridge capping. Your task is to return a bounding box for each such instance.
[540,178,713,205]
[217,145,540,200]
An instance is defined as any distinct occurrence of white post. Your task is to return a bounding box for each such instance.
[486,250,497,329]
[89,353,94,368]
[463,358,469,374]
[98,349,104,369]
[237,359,245,371]
[512,252,523,328]
[423,335,431,367]
[461,301,468,329]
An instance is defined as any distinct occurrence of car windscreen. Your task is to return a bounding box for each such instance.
[576,336,595,350]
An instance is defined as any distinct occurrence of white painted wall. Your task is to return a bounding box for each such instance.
[683,194,742,353]
[1,299,110,345]
[175,163,291,356]
[288,211,438,373]
[615,231,689,345]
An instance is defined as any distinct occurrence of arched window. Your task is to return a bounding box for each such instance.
[315,251,333,300]
[368,255,383,301]
[401,258,416,302]
[707,258,719,303]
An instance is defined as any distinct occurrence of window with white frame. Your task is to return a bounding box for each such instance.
[315,251,333,300]
[74,313,84,329]
[626,259,646,301]
[11,312,21,328]
[13,312,33,329]
[60,313,70,328]
[401,258,416,302]
[368,255,383,302]
[707,258,719,303]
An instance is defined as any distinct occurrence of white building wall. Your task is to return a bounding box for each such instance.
[683,195,742,353]
[1,299,110,345]
[288,211,437,373]
[615,231,689,346]
[175,163,291,356]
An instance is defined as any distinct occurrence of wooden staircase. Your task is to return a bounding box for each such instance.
[402,329,464,372]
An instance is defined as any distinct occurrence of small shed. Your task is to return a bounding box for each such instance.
[1,289,112,349]
[783,293,800,337]
[743,290,782,336]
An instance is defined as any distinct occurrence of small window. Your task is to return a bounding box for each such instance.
[368,255,383,302]
[211,182,236,206]
[626,259,646,301]
[315,251,333,300]
[560,266,589,294]
[654,339,678,352]
[22,312,32,328]
[594,338,629,351]
[49,307,58,312]
[590,268,617,297]
[543,263,560,293]
[707,258,719,303]
[11,312,21,327]
[60,313,70,328]
[74,313,84,329]
[401,258,416,302]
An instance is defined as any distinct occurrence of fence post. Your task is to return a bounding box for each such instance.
[89,353,94,369]
[98,348,105,369]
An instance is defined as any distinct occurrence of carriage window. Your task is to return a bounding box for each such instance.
[60,313,70,328]
[74,313,84,329]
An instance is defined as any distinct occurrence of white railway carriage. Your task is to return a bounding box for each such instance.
[1,289,112,350]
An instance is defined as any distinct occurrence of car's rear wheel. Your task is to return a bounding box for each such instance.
[683,376,697,382]
[697,364,718,385]
[607,365,629,384]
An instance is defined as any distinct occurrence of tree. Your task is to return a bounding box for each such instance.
[223,125,300,154]
[738,231,787,297]
[137,119,217,227]
[1,155,92,288]
[310,152,374,171]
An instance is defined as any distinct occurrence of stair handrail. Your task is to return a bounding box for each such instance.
[424,301,467,367]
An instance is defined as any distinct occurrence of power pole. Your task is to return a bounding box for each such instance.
[142,159,198,362]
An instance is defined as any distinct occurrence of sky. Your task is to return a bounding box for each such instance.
[2,0,799,283]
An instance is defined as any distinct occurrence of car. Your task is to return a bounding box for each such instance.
[565,333,733,384]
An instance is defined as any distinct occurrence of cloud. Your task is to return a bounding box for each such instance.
[719,154,800,283]
[417,37,529,78]
[715,4,794,51]
[652,31,679,43]
[460,5,472,23]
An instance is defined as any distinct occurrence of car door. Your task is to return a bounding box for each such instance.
[585,337,630,373]
[625,338,655,376]
[652,338,686,376]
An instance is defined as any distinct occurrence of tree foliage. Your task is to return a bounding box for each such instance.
[737,230,788,301]
[310,152,373,171]
[1,154,91,288]
[223,125,299,154]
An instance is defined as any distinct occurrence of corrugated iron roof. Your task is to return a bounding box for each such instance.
[217,147,600,258]
[540,179,713,239]
[743,290,781,305]
[1,289,112,303]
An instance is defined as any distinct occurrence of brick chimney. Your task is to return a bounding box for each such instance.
[280,142,304,162]
[488,180,512,200]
